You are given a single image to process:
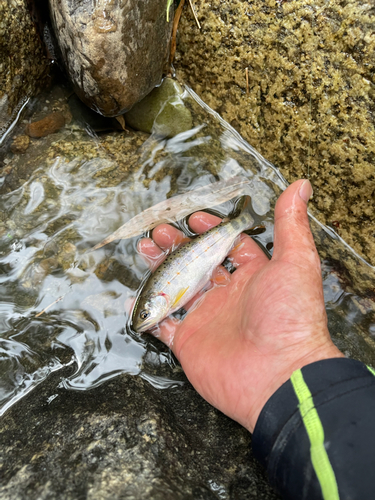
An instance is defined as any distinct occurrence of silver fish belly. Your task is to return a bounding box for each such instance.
[132,211,254,333]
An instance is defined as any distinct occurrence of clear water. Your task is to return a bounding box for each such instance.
[0,82,374,416]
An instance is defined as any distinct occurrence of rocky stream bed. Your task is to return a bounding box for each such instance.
[0,1,374,499]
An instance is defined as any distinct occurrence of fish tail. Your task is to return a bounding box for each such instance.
[241,195,252,214]
[229,196,254,232]
[239,195,254,225]
[232,194,251,216]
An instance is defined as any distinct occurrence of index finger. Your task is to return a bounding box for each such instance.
[188,211,222,233]
[138,212,222,269]
[137,224,191,272]
[152,224,190,252]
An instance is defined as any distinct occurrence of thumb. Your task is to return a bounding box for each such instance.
[272,179,320,269]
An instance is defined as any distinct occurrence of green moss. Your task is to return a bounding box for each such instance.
[175,0,375,264]
[0,0,49,136]
[125,77,193,137]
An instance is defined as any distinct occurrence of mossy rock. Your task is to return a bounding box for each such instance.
[125,78,193,137]
[174,0,375,265]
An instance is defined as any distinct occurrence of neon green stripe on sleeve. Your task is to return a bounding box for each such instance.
[367,365,375,377]
[290,369,340,500]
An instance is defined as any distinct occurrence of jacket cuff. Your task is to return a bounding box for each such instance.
[252,358,375,499]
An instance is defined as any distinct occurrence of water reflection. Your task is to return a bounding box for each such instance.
[0,82,374,415]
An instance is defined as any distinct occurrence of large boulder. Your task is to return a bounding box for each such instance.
[49,0,173,116]
[0,367,279,500]
[0,0,49,140]
[175,0,375,265]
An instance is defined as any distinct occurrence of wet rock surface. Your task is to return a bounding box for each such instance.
[0,81,374,500]
[175,0,375,265]
[0,367,279,500]
[0,0,49,139]
[49,0,173,116]
[0,84,147,196]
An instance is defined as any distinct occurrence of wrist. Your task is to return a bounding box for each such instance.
[245,340,344,433]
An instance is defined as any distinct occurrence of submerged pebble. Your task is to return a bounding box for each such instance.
[25,112,66,138]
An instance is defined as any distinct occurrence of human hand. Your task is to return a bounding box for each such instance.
[136,179,343,432]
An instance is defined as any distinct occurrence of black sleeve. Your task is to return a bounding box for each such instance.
[252,358,375,500]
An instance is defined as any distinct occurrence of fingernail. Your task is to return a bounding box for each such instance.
[299,180,313,204]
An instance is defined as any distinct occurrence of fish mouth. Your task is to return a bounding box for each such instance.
[134,323,149,333]
[133,317,157,334]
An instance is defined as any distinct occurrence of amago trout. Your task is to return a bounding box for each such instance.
[132,208,255,333]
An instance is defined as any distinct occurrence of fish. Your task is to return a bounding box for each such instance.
[132,202,255,333]
[92,176,251,250]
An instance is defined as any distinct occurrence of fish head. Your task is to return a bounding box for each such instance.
[132,292,170,333]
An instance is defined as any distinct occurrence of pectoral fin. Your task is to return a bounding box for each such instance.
[172,287,190,309]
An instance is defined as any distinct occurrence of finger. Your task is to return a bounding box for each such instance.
[147,265,231,345]
[150,316,181,347]
[228,233,269,268]
[188,211,222,234]
[273,179,319,269]
[124,296,136,314]
[211,265,231,285]
[137,237,165,271]
[152,224,190,252]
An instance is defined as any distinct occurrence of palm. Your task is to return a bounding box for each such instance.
[168,257,329,428]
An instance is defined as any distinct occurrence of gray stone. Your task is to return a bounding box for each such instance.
[125,77,193,137]
[49,0,174,116]
[0,366,279,499]
[0,0,49,140]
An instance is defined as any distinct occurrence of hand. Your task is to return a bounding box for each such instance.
[137,179,343,432]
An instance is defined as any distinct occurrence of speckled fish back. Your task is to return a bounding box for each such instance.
[140,211,254,313]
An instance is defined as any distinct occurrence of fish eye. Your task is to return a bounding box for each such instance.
[140,310,150,321]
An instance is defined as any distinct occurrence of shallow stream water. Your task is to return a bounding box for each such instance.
[0,81,374,417]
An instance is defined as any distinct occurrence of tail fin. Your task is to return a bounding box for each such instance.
[232,195,251,218]
[236,195,266,235]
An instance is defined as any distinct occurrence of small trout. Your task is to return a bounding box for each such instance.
[132,208,255,333]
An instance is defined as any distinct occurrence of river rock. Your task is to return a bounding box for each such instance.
[25,111,66,138]
[125,77,193,137]
[0,367,279,499]
[49,0,174,117]
[175,0,375,265]
[0,0,49,141]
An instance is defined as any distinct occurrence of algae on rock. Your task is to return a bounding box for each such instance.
[125,77,193,137]
[0,0,49,140]
[175,0,375,265]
